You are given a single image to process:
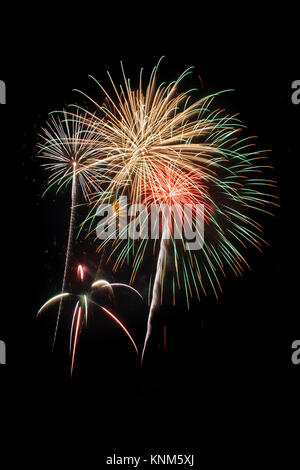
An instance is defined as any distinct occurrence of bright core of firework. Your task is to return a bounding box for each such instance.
[37,109,105,201]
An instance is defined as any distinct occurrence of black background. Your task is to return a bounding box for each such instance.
[0,10,299,466]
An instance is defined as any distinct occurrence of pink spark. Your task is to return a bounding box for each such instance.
[77,264,84,281]
[101,306,138,355]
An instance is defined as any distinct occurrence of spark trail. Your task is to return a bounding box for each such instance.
[54,162,77,349]
[141,224,169,363]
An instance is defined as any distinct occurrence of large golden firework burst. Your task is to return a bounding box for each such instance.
[74,59,277,308]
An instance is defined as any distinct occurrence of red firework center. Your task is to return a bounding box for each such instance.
[141,165,212,235]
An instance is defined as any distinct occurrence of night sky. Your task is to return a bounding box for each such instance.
[1,13,299,465]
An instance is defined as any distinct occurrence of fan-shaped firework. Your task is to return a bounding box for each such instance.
[38,264,141,375]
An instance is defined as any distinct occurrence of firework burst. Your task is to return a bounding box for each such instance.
[37,58,278,365]
[75,59,277,360]
[37,264,141,376]
[37,109,105,348]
